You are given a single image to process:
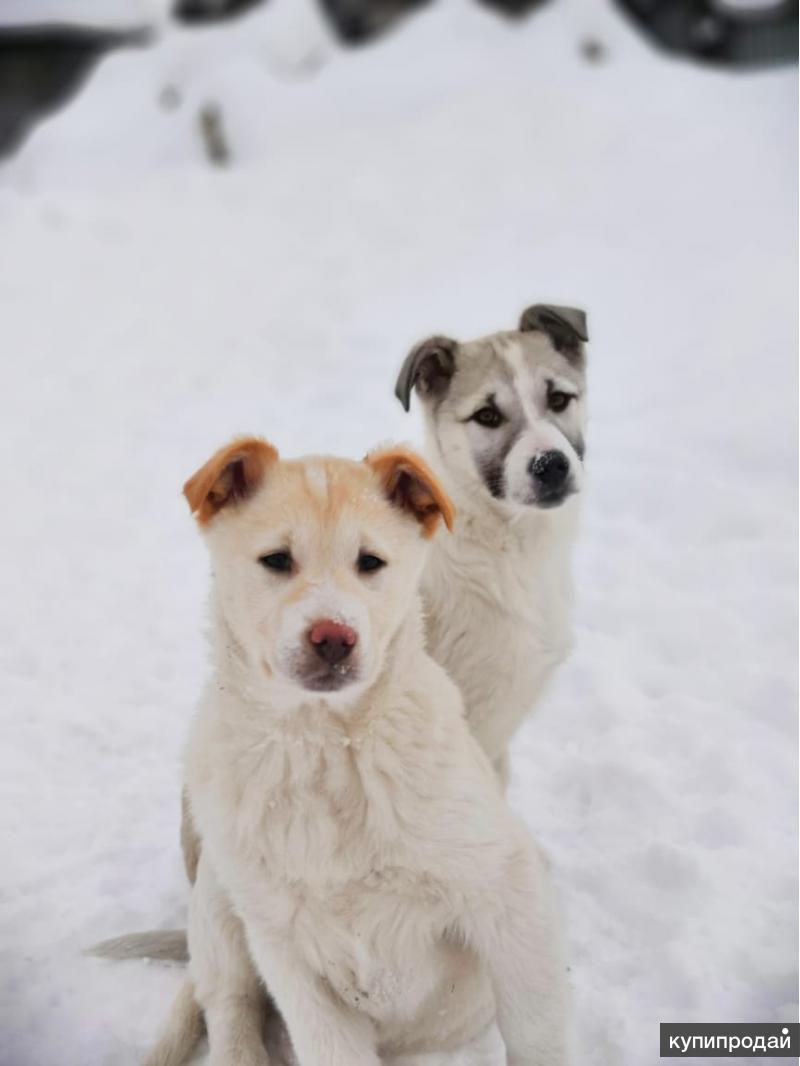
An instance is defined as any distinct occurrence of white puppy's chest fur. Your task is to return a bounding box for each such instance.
[422,491,578,763]
[187,615,501,1051]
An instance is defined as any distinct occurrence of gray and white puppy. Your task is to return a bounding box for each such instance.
[396,304,588,770]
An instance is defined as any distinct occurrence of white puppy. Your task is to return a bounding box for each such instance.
[145,437,569,1066]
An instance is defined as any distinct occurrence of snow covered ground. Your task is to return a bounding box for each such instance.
[0,1,796,1063]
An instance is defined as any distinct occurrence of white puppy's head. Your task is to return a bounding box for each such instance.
[396,304,588,514]
[184,438,454,708]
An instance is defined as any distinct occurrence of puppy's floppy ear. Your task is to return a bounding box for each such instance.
[519,303,588,359]
[394,336,457,412]
[183,436,278,525]
[366,446,455,538]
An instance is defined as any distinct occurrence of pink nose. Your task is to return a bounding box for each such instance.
[309,620,358,666]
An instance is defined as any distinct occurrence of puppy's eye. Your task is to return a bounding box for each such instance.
[471,406,505,429]
[548,391,574,413]
[357,552,386,574]
[259,551,293,574]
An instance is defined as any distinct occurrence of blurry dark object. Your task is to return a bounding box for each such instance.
[319,0,430,43]
[170,0,551,43]
[174,0,268,25]
[198,102,230,165]
[616,0,798,67]
[320,0,550,42]
[0,24,149,160]
[476,0,550,14]
[172,0,429,43]
[580,37,607,63]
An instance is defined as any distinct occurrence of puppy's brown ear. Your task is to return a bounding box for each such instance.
[394,336,457,412]
[366,446,455,538]
[519,303,588,361]
[183,437,278,526]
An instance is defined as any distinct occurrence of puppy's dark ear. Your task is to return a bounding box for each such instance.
[394,336,457,412]
[183,436,278,526]
[519,304,588,359]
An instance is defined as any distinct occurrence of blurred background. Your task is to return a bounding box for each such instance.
[0,1,797,1064]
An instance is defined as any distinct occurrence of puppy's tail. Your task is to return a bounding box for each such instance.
[87,929,189,962]
[143,979,204,1066]
[88,933,202,1065]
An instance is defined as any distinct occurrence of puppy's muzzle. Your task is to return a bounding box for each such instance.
[528,450,572,507]
[309,620,358,666]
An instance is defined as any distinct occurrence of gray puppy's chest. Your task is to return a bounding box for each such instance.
[421,512,575,761]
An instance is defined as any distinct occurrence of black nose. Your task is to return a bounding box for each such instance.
[313,639,352,666]
[529,450,570,491]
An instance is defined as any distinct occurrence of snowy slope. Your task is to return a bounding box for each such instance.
[0,1,796,1064]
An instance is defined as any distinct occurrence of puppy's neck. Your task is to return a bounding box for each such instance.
[208,588,424,730]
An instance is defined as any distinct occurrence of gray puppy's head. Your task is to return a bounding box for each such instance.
[395,304,588,512]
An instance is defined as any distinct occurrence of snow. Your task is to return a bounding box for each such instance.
[0,0,156,31]
[0,1,796,1063]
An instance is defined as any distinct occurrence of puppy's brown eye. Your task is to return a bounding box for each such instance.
[471,406,505,429]
[357,553,386,574]
[259,551,293,573]
[548,391,574,413]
